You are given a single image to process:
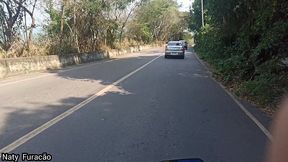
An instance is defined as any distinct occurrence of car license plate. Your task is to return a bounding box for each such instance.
[171,53,177,55]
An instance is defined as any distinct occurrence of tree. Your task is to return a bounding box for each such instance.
[128,0,186,43]
[188,0,288,106]
[0,0,25,51]
[0,0,37,55]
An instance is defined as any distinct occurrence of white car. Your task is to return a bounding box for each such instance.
[165,41,185,59]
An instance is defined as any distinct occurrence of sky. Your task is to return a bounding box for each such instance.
[177,0,194,12]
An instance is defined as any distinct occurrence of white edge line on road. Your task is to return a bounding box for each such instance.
[0,55,161,153]
[193,51,273,141]
[0,58,120,88]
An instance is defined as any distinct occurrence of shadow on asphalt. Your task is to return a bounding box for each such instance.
[4,50,270,162]
[0,49,272,162]
[0,54,158,149]
[0,97,85,148]
[55,55,158,85]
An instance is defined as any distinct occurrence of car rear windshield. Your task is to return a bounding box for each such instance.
[168,42,181,46]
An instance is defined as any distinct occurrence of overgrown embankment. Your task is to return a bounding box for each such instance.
[189,0,288,113]
[0,0,187,58]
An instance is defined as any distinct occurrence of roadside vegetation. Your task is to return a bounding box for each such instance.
[0,0,188,58]
[189,0,288,113]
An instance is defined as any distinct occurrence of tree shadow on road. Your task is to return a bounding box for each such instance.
[0,86,136,150]
[0,54,158,150]
[54,55,158,85]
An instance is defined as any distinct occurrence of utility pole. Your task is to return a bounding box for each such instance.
[201,0,204,27]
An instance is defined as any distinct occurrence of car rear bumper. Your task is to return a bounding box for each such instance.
[165,51,185,56]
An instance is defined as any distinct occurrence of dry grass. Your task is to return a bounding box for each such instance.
[1,37,164,58]
[3,40,51,58]
[0,47,4,59]
[22,43,50,57]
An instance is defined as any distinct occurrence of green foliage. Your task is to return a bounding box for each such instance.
[190,0,288,107]
[128,0,186,42]
[1,0,187,56]
[42,0,185,54]
[45,7,62,36]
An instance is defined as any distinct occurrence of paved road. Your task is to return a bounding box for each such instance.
[0,48,270,162]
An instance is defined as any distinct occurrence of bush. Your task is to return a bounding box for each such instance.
[193,9,287,110]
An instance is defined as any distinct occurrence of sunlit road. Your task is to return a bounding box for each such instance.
[0,48,270,162]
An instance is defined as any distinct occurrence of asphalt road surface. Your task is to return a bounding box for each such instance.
[0,48,271,162]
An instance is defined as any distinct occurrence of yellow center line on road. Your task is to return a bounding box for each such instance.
[0,54,162,153]
[0,51,164,88]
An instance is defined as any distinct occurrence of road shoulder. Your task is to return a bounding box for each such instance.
[192,48,273,140]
